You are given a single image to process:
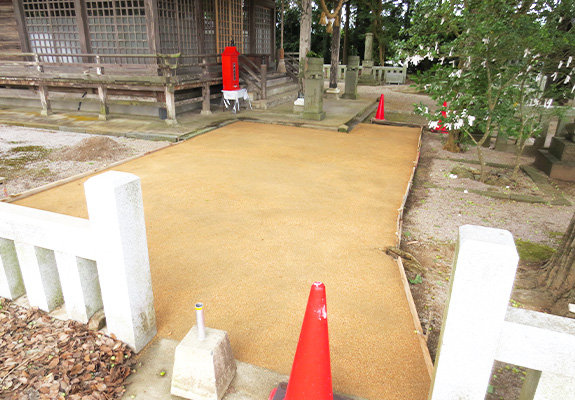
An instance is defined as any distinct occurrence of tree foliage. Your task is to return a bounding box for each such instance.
[402,0,575,181]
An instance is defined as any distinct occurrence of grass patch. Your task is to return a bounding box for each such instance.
[0,145,52,179]
[515,239,555,263]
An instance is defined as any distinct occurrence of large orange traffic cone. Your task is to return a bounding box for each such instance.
[270,282,344,400]
[374,94,385,120]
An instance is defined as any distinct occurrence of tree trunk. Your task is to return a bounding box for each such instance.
[443,131,461,153]
[540,212,575,304]
[329,9,342,89]
[342,0,350,65]
[298,0,312,95]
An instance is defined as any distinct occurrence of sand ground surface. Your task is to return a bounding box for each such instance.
[14,121,430,400]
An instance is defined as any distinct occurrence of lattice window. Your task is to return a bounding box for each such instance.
[214,0,243,53]
[157,0,198,55]
[254,6,271,55]
[22,0,81,63]
[86,0,149,63]
[203,0,216,55]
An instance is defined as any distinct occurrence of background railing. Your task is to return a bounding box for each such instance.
[239,54,269,100]
[323,64,407,84]
[0,171,156,353]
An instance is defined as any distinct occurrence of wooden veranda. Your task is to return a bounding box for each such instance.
[0,0,277,124]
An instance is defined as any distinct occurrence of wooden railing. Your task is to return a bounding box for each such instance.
[284,52,300,83]
[238,54,269,100]
[0,52,225,124]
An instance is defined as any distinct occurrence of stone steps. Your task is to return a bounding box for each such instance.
[534,137,575,181]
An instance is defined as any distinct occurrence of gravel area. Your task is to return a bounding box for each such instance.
[0,125,168,197]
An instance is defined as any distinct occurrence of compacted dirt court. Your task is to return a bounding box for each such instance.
[15,121,429,400]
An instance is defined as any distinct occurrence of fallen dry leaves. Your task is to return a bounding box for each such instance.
[0,298,134,400]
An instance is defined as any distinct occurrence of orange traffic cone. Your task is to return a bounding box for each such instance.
[270,282,345,400]
[374,94,385,120]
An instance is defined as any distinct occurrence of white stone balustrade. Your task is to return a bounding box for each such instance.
[322,64,407,84]
[0,171,156,353]
[429,224,575,400]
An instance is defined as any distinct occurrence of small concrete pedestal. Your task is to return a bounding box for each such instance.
[324,87,340,100]
[171,326,236,400]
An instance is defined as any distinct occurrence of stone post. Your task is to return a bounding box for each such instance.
[303,57,325,121]
[341,55,360,100]
[0,238,25,300]
[15,244,63,312]
[429,225,518,400]
[359,33,375,84]
[84,171,157,353]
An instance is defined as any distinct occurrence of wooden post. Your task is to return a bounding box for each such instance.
[34,54,51,116]
[261,58,267,100]
[38,84,52,116]
[201,82,212,115]
[96,56,109,121]
[164,85,177,125]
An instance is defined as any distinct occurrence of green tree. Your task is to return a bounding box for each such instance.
[404,0,575,182]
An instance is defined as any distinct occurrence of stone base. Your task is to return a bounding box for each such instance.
[341,93,359,100]
[324,87,340,100]
[535,149,575,182]
[171,326,236,400]
[293,98,304,113]
[303,111,326,121]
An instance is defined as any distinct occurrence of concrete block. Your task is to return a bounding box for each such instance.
[54,252,103,324]
[0,238,25,300]
[533,371,575,400]
[171,326,236,400]
[496,307,575,377]
[429,225,518,400]
[84,171,157,353]
[15,243,63,312]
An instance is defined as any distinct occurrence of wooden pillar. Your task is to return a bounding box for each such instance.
[195,0,205,55]
[270,3,276,65]
[145,0,161,54]
[260,60,267,100]
[74,0,92,55]
[34,54,51,116]
[201,82,212,115]
[248,0,256,54]
[38,84,52,116]
[96,56,109,120]
[98,86,109,121]
[12,0,31,53]
[164,85,177,125]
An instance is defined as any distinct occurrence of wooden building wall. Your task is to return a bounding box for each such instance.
[0,0,21,52]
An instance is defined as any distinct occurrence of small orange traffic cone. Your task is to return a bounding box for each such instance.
[374,94,385,120]
[269,282,345,400]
